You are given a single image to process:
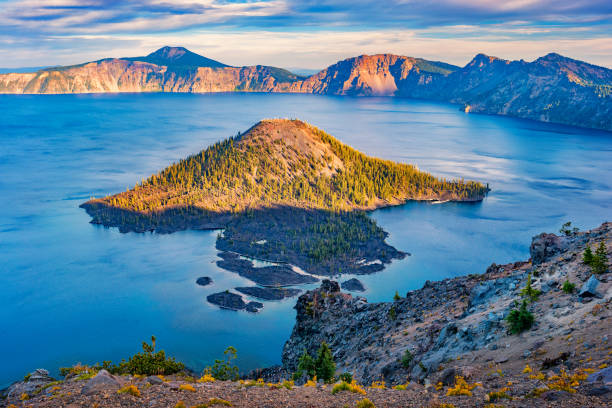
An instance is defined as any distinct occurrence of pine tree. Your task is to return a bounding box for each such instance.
[315,342,336,383]
[583,245,594,265]
[520,273,541,303]
[592,241,608,274]
[393,291,401,301]
[294,349,316,380]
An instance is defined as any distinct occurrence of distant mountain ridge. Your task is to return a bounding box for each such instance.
[1,46,610,131]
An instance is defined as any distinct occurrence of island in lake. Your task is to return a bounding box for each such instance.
[81,119,489,309]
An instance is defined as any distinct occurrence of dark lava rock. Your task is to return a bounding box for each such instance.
[530,232,568,265]
[236,286,301,300]
[540,390,571,401]
[245,301,264,313]
[321,279,341,293]
[216,252,318,286]
[341,278,366,292]
[196,276,213,286]
[207,291,247,310]
[579,275,602,298]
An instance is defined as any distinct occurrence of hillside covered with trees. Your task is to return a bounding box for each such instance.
[82,119,488,229]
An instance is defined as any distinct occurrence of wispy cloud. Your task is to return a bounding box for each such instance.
[0,0,610,68]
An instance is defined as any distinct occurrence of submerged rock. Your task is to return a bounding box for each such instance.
[196,276,213,286]
[341,278,366,292]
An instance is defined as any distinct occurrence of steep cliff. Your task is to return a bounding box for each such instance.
[1,47,610,131]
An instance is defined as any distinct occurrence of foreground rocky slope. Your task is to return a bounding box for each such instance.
[2,47,610,131]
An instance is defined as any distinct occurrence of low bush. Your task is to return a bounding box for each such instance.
[355,398,376,408]
[117,385,140,397]
[110,336,185,375]
[208,346,239,381]
[507,300,534,334]
[562,280,575,294]
[401,350,413,368]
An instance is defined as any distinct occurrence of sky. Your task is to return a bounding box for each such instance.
[0,0,611,70]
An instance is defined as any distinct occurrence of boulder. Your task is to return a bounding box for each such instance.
[530,233,568,265]
[579,275,602,298]
[341,278,366,292]
[146,375,164,385]
[587,366,612,385]
[81,370,121,396]
[5,369,56,400]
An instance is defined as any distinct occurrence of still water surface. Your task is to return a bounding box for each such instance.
[1,93,610,386]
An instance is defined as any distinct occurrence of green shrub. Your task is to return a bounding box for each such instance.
[562,280,575,294]
[110,336,185,375]
[315,342,336,383]
[401,350,413,368]
[506,301,534,334]
[339,372,353,383]
[388,306,397,320]
[208,346,239,381]
[559,222,578,236]
[293,349,317,381]
[393,291,401,301]
[293,343,336,383]
[520,273,541,303]
[356,398,376,408]
[332,381,352,394]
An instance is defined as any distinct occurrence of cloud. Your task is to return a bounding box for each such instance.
[0,0,610,68]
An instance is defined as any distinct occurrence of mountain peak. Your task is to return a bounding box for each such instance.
[131,46,229,68]
[468,53,501,67]
[148,46,190,60]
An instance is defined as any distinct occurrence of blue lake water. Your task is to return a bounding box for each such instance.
[0,93,610,387]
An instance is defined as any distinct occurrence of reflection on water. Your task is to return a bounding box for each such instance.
[0,93,611,387]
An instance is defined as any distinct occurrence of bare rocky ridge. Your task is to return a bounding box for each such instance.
[281,223,611,391]
[2,47,610,131]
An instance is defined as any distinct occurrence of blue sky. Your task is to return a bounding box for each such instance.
[0,0,610,69]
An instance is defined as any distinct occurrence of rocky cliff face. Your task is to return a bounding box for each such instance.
[282,223,611,385]
[1,47,610,131]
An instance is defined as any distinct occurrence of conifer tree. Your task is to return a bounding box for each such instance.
[315,342,336,383]
[583,244,594,265]
[592,242,608,274]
